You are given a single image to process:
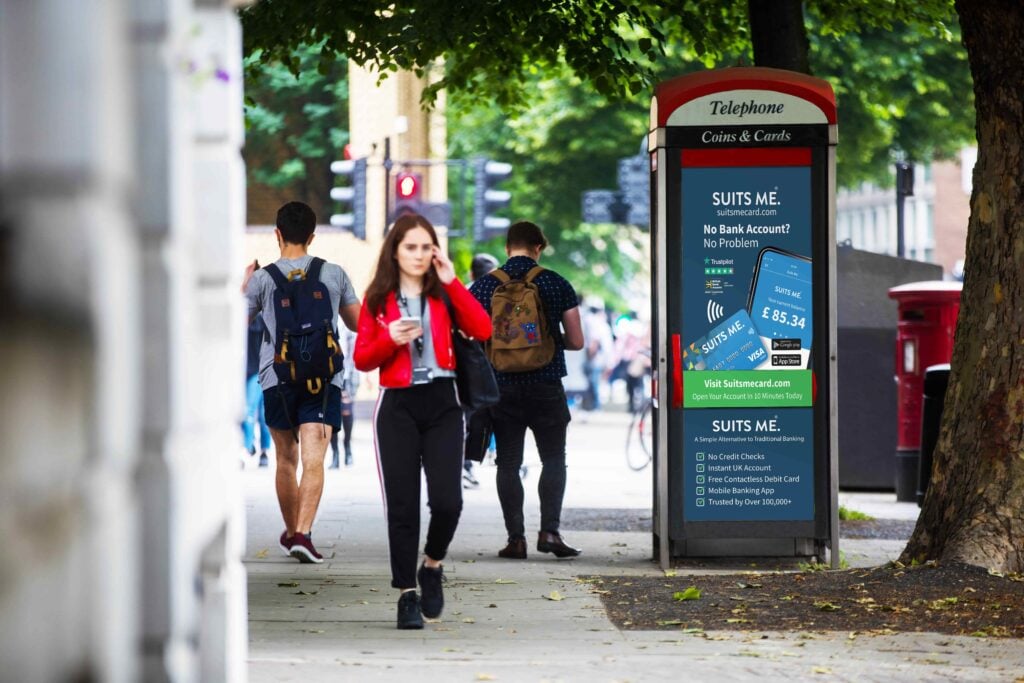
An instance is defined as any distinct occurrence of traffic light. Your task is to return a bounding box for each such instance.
[329,158,367,239]
[393,171,423,220]
[895,161,915,197]
[473,157,513,241]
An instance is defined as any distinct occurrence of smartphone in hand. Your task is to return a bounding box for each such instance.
[398,316,422,329]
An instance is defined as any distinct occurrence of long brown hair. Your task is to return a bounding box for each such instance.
[364,213,445,315]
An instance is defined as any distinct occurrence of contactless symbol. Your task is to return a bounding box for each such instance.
[706,299,724,324]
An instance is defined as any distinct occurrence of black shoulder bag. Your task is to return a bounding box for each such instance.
[442,293,500,412]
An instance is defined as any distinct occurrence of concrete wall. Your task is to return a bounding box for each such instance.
[0,0,248,680]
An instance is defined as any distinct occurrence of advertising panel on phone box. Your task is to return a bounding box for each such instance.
[648,68,839,567]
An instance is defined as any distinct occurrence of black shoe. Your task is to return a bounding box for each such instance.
[344,449,353,467]
[498,537,527,559]
[417,563,445,619]
[537,531,581,558]
[397,591,424,630]
[258,452,269,468]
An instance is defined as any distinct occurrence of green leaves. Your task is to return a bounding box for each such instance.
[242,41,350,219]
[241,0,665,110]
[673,586,702,601]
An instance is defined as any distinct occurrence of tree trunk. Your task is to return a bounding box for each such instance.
[901,0,1024,573]
[747,0,810,74]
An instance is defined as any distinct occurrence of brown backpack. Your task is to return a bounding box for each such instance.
[486,266,556,372]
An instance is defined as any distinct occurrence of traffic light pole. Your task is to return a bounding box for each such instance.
[894,161,914,259]
[383,138,393,238]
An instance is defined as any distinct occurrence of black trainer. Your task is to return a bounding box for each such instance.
[417,563,445,618]
[397,591,424,630]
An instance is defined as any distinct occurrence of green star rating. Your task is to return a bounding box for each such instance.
[703,267,734,275]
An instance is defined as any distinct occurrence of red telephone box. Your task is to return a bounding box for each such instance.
[887,281,961,500]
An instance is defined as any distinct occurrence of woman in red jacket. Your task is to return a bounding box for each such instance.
[354,213,491,630]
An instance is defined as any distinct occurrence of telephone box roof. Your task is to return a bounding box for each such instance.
[652,67,837,128]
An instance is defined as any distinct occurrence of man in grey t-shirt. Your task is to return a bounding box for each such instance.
[242,201,360,564]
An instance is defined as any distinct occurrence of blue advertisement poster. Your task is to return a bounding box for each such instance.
[681,164,815,522]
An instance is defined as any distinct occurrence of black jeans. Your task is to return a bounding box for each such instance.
[375,379,464,589]
[491,381,572,539]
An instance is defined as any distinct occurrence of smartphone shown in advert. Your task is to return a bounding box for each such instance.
[746,247,813,369]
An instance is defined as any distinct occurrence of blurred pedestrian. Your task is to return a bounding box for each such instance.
[354,214,491,629]
[243,315,272,467]
[613,311,648,412]
[469,221,585,561]
[582,296,613,410]
[329,325,358,469]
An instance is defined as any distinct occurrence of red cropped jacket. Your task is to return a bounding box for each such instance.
[353,279,492,388]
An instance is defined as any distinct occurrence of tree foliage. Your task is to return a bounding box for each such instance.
[242,0,973,188]
[809,13,974,186]
[240,0,667,110]
[243,43,349,220]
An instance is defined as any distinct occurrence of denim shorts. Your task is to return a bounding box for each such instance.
[263,383,342,432]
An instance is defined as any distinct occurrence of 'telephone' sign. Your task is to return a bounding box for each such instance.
[681,156,814,522]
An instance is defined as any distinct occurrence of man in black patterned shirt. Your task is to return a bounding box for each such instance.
[469,222,585,559]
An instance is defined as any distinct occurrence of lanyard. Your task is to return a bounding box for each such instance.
[398,291,425,359]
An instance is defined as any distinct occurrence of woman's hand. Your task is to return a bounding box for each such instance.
[431,246,456,285]
[389,319,424,346]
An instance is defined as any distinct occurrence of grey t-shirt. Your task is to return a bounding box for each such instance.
[245,255,359,390]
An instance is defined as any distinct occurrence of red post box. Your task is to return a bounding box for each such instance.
[886,281,961,500]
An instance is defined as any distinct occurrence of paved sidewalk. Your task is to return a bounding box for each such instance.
[244,410,1024,682]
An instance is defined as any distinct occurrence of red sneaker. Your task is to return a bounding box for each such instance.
[289,533,324,564]
[279,530,293,556]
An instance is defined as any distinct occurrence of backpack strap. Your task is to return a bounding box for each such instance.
[491,269,510,284]
[263,263,290,290]
[524,266,545,283]
[306,257,326,282]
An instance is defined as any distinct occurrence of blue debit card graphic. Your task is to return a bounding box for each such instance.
[691,309,768,371]
[748,249,812,351]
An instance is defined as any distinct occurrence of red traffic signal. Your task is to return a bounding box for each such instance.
[396,172,421,199]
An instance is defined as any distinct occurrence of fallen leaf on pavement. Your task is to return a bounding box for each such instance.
[545,591,565,601]
[673,587,701,601]
[254,549,268,559]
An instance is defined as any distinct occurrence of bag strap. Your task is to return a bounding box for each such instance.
[306,257,326,283]
[440,290,457,333]
[263,263,290,291]
[524,266,545,283]
[491,269,511,284]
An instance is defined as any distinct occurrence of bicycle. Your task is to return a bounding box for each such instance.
[625,394,653,471]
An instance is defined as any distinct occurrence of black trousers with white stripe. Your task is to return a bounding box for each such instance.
[374,378,465,589]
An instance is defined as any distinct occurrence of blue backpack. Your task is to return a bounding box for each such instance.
[264,258,342,395]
